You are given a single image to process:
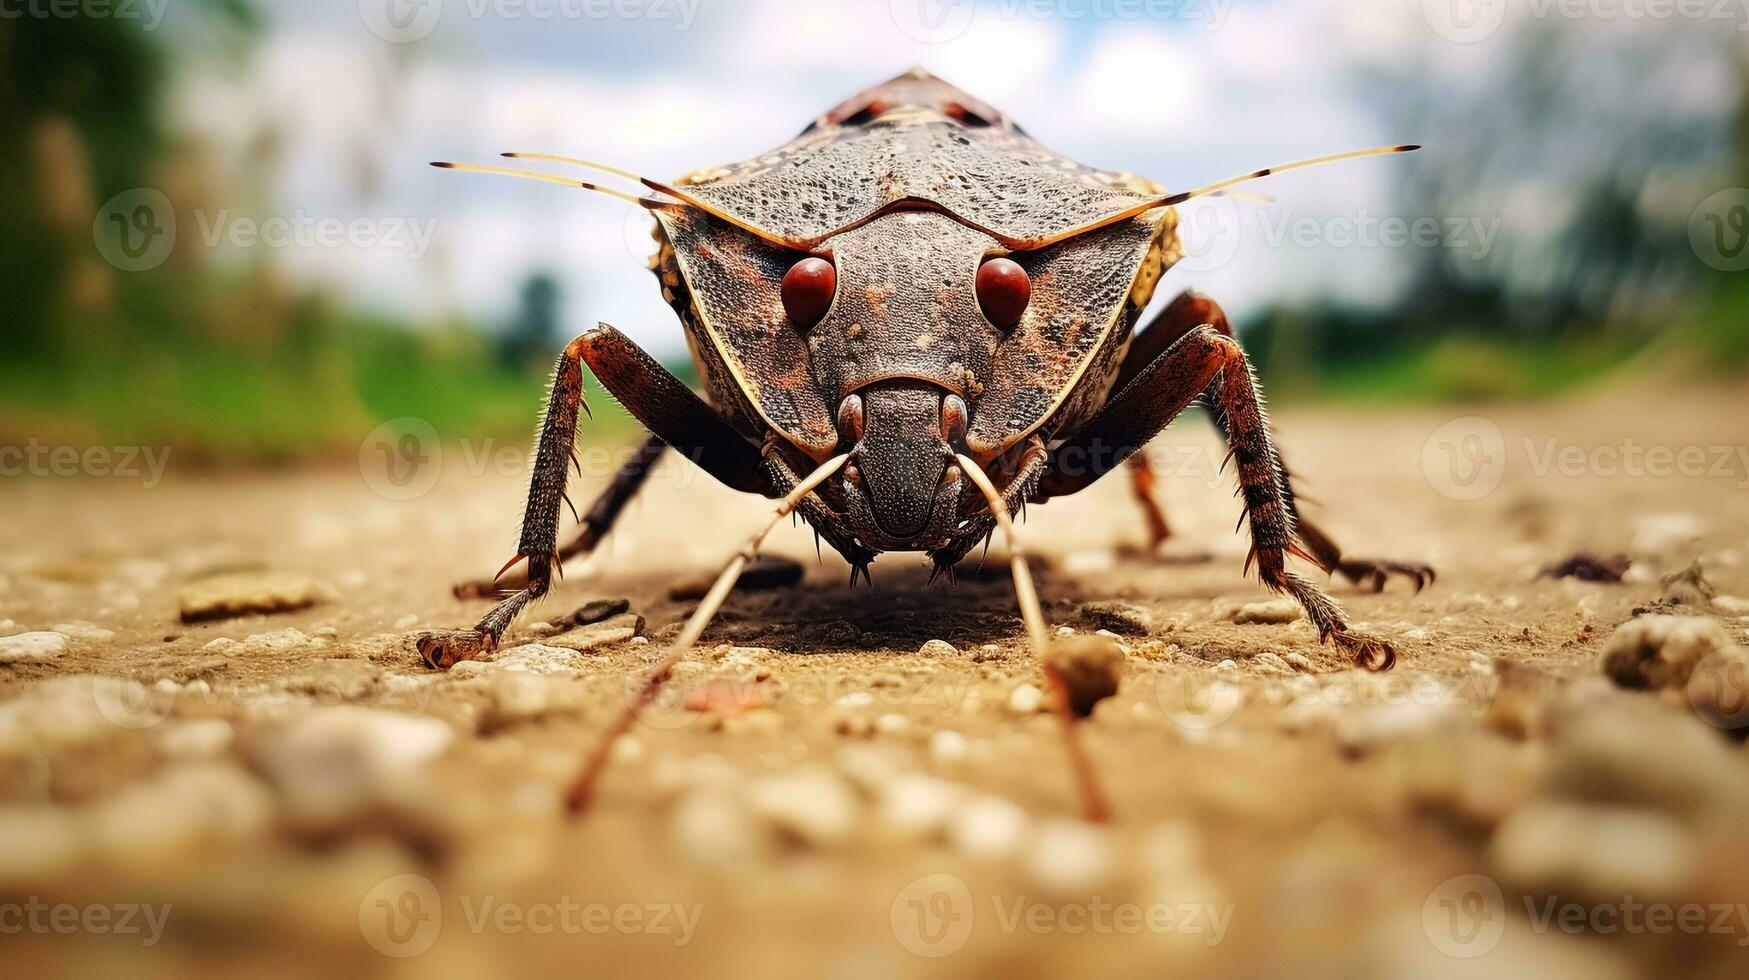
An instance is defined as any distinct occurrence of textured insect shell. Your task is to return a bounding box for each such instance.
[658,107,1170,251]
[653,200,1181,462]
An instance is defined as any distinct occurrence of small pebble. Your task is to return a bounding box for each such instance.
[672,789,760,868]
[746,769,859,848]
[52,622,114,642]
[929,729,968,763]
[248,706,453,830]
[918,639,957,657]
[1226,599,1301,625]
[874,713,909,735]
[1045,635,1124,717]
[1599,615,1733,690]
[1335,700,1460,755]
[572,598,631,625]
[154,719,234,758]
[949,794,1029,860]
[1490,802,1698,901]
[179,572,333,623]
[877,774,963,841]
[1024,819,1115,892]
[0,631,68,663]
[1006,683,1046,715]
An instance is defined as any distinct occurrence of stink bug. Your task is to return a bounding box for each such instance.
[422,69,1433,819]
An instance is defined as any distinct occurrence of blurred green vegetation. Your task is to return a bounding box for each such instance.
[0,5,636,463]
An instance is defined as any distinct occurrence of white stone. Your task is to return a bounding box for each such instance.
[249,706,452,828]
[0,632,68,663]
[1006,683,1046,715]
[1491,802,1698,901]
[154,719,234,758]
[918,639,957,657]
[671,789,759,868]
[929,729,969,763]
[1631,512,1705,558]
[874,713,909,735]
[746,769,859,848]
[1025,819,1116,892]
[877,774,963,841]
[949,794,1029,860]
[52,621,114,642]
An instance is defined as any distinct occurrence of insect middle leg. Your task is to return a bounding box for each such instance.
[1118,291,1434,592]
[1040,325,1397,670]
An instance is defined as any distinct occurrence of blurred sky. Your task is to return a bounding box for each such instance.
[158,0,1742,358]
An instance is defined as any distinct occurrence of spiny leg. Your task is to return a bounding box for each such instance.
[1204,333,1395,670]
[957,453,1111,824]
[1042,326,1396,671]
[417,336,593,669]
[1116,289,1433,593]
[420,325,774,670]
[565,452,850,814]
[455,435,667,598]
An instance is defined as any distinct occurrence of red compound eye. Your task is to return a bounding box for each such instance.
[976,257,1030,328]
[781,257,836,329]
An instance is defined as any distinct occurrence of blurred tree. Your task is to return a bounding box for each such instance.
[0,1,258,355]
[499,272,564,374]
[1247,22,1744,388]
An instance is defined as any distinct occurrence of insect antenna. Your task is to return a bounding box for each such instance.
[956,453,1111,823]
[429,161,654,207]
[564,453,851,814]
[498,151,647,185]
[1036,144,1420,246]
[1157,144,1421,208]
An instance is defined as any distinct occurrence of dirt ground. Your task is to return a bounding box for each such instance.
[3,382,1749,979]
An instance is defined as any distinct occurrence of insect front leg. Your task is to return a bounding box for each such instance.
[417,335,594,669]
[454,434,667,598]
[418,325,777,670]
[1040,326,1397,671]
[1116,290,1434,593]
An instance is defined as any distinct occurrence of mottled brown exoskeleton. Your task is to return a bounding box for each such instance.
[424,69,1433,818]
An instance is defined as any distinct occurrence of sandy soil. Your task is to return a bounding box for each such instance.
[3,383,1748,979]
